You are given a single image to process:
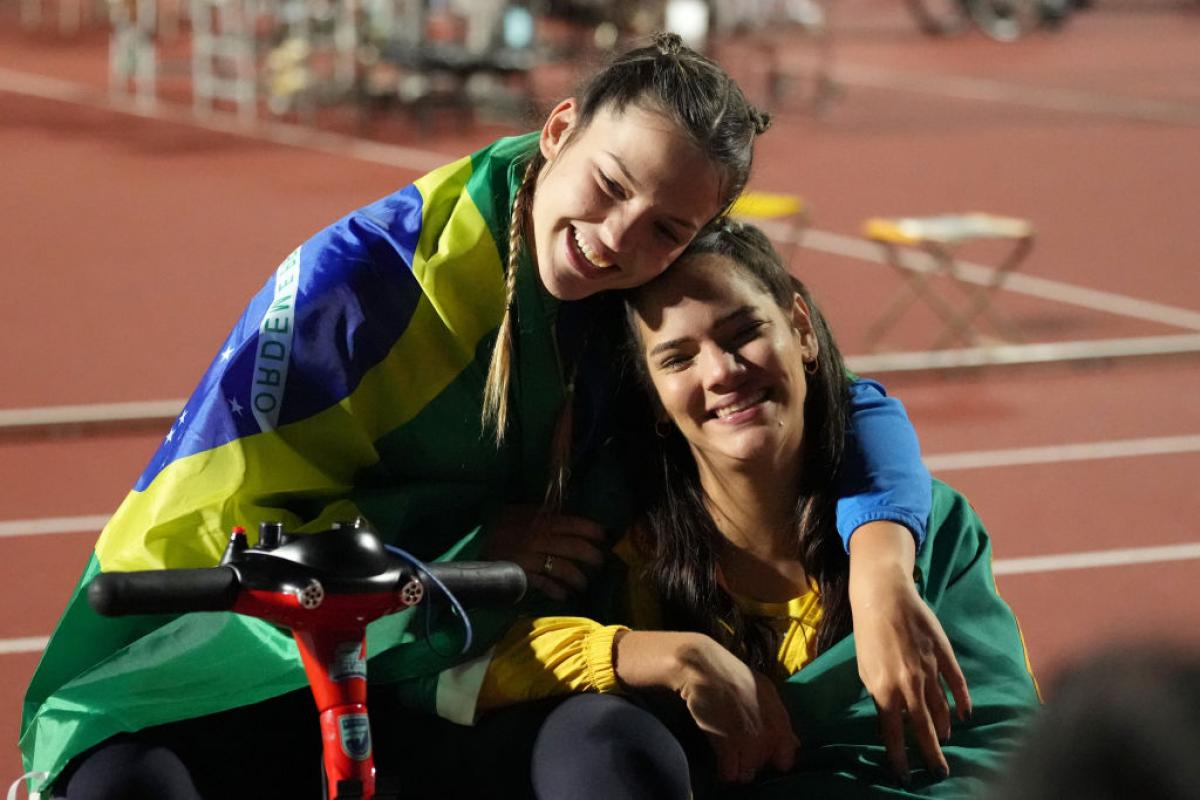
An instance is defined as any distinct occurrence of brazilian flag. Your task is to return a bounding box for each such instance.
[19,133,625,791]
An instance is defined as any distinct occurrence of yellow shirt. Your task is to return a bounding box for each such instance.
[477,535,823,712]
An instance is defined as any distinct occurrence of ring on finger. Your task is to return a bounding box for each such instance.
[542,554,555,576]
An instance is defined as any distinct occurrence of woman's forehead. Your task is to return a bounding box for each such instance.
[635,254,764,328]
[580,105,724,221]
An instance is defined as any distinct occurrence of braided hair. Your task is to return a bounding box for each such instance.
[482,33,770,448]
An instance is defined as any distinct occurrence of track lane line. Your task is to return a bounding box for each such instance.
[0,516,109,538]
[993,542,1200,576]
[925,433,1200,472]
[3,66,1199,332]
[0,66,448,173]
[0,637,50,655]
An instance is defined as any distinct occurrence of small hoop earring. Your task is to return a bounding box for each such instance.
[804,358,818,375]
[655,420,672,439]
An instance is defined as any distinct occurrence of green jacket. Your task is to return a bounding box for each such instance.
[748,480,1040,798]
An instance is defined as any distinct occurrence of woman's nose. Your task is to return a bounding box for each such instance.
[701,346,744,390]
[600,206,644,254]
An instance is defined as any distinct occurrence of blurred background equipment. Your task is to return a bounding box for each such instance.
[861,213,1035,351]
[905,0,1073,41]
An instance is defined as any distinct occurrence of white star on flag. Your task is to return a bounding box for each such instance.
[165,428,174,443]
[221,346,235,361]
[229,397,244,416]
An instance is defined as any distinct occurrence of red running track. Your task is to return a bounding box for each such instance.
[2,0,1199,789]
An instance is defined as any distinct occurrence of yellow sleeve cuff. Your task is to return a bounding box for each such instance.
[478,617,629,712]
[584,624,627,693]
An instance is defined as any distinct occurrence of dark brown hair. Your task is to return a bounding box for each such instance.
[623,220,853,670]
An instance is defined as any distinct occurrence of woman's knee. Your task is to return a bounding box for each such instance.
[531,694,692,800]
[57,738,202,800]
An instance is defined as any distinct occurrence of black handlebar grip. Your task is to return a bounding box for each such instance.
[420,561,527,608]
[88,567,240,617]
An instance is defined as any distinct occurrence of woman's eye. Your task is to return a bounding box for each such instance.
[729,321,767,348]
[656,222,682,245]
[599,172,625,199]
[658,354,692,372]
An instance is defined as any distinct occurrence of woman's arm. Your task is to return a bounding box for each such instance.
[615,631,798,784]
[849,523,970,783]
[837,379,931,551]
[478,621,795,783]
[839,380,970,784]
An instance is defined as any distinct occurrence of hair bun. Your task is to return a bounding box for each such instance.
[750,108,772,135]
[652,31,684,56]
[719,216,746,235]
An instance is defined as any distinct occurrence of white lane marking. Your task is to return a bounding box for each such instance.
[0,636,50,655]
[836,62,1200,126]
[0,400,184,429]
[993,543,1200,576]
[5,65,1199,332]
[0,66,449,173]
[925,434,1200,472]
[0,515,109,537]
[845,333,1200,373]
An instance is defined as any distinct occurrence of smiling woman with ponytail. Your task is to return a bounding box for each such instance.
[29,33,945,800]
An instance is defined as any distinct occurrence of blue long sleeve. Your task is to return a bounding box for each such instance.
[835,379,932,552]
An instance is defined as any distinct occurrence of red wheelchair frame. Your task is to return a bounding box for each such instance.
[88,520,526,800]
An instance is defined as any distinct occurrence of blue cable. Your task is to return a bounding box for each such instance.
[383,544,473,655]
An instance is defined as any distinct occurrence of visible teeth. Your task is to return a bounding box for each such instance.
[714,390,768,418]
[573,228,613,269]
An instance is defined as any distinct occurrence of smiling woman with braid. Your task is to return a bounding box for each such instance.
[29,35,947,800]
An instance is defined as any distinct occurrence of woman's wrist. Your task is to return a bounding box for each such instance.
[848,521,918,604]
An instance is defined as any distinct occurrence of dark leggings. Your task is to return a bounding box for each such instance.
[531,694,697,800]
[57,692,706,800]
[56,739,202,800]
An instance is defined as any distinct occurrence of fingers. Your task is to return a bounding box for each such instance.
[537,551,591,593]
[876,699,910,785]
[904,684,949,780]
[546,514,606,541]
[489,505,609,600]
[936,640,973,722]
[768,727,799,774]
[756,674,798,774]
[874,671,954,784]
[539,532,605,569]
[514,552,586,598]
[712,736,741,784]
[926,669,952,744]
[524,571,567,601]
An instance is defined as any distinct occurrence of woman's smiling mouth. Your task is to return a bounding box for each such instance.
[711,389,770,422]
[568,225,615,277]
